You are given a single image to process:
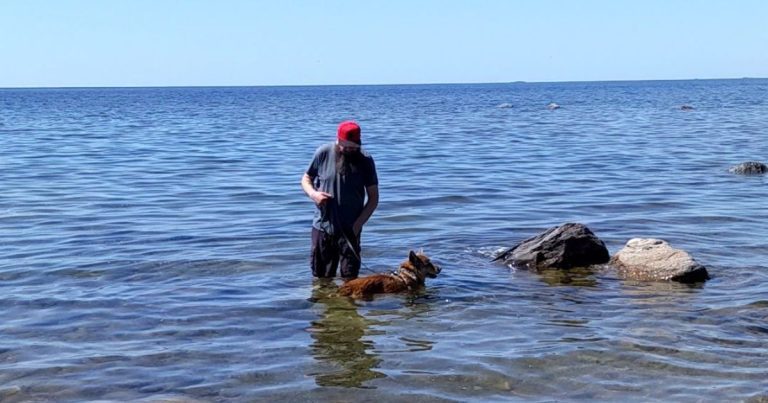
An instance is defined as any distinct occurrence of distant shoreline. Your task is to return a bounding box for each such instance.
[1,77,766,90]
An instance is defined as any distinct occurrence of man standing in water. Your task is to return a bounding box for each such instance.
[301,121,379,279]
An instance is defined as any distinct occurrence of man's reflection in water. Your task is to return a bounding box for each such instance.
[306,279,385,388]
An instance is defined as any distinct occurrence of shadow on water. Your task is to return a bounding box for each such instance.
[306,279,386,388]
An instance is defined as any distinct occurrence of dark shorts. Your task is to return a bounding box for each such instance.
[311,227,361,279]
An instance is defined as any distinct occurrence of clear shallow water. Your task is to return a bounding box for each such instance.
[1,80,767,402]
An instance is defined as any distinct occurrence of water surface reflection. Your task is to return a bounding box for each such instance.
[306,279,385,388]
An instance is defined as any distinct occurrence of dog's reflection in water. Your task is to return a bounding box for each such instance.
[306,279,384,388]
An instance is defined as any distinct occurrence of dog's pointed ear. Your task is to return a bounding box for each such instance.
[409,250,418,263]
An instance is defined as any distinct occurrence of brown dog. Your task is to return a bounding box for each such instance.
[338,251,441,298]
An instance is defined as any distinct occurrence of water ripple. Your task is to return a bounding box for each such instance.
[1,82,768,401]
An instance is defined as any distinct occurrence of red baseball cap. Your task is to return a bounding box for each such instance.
[337,121,361,145]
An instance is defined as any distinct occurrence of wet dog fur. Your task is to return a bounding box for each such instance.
[338,251,441,298]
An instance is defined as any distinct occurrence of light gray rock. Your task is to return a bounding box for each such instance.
[728,161,767,175]
[493,223,610,270]
[611,238,709,283]
[497,103,513,109]
[546,102,560,110]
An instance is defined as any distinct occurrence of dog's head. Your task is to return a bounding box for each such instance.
[408,250,441,279]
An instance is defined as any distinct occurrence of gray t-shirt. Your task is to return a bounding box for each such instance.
[306,142,378,235]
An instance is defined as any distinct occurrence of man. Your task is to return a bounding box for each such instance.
[301,121,379,279]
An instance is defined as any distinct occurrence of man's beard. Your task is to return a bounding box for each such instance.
[335,148,363,176]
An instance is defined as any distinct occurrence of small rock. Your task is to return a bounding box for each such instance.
[497,103,513,109]
[0,386,21,399]
[746,394,768,403]
[611,238,709,283]
[680,105,695,111]
[728,161,767,175]
[546,102,560,110]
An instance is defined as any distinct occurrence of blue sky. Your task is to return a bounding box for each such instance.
[1,0,766,87]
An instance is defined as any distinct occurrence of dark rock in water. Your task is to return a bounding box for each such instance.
[546,102,560,110]
[680,105,695,111]
[728,161,767,175]
[493,223,610,270]
[611,238,709,283]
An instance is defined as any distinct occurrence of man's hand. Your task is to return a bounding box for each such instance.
[302,174,332,206]
[311,191,333,206]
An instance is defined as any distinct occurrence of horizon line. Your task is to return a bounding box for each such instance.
[1,76,765,90]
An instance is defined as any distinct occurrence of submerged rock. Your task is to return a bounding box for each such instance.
[680,105,695,111]
[746,394,768,403]
[611,238,709,283]
[493,223,610,270]
[728,161,767,175]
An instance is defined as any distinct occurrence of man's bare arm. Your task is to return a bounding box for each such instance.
[301,173,332,205]
[353,185,379,235]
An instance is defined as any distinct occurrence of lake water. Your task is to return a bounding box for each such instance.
[1,80,767,402]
